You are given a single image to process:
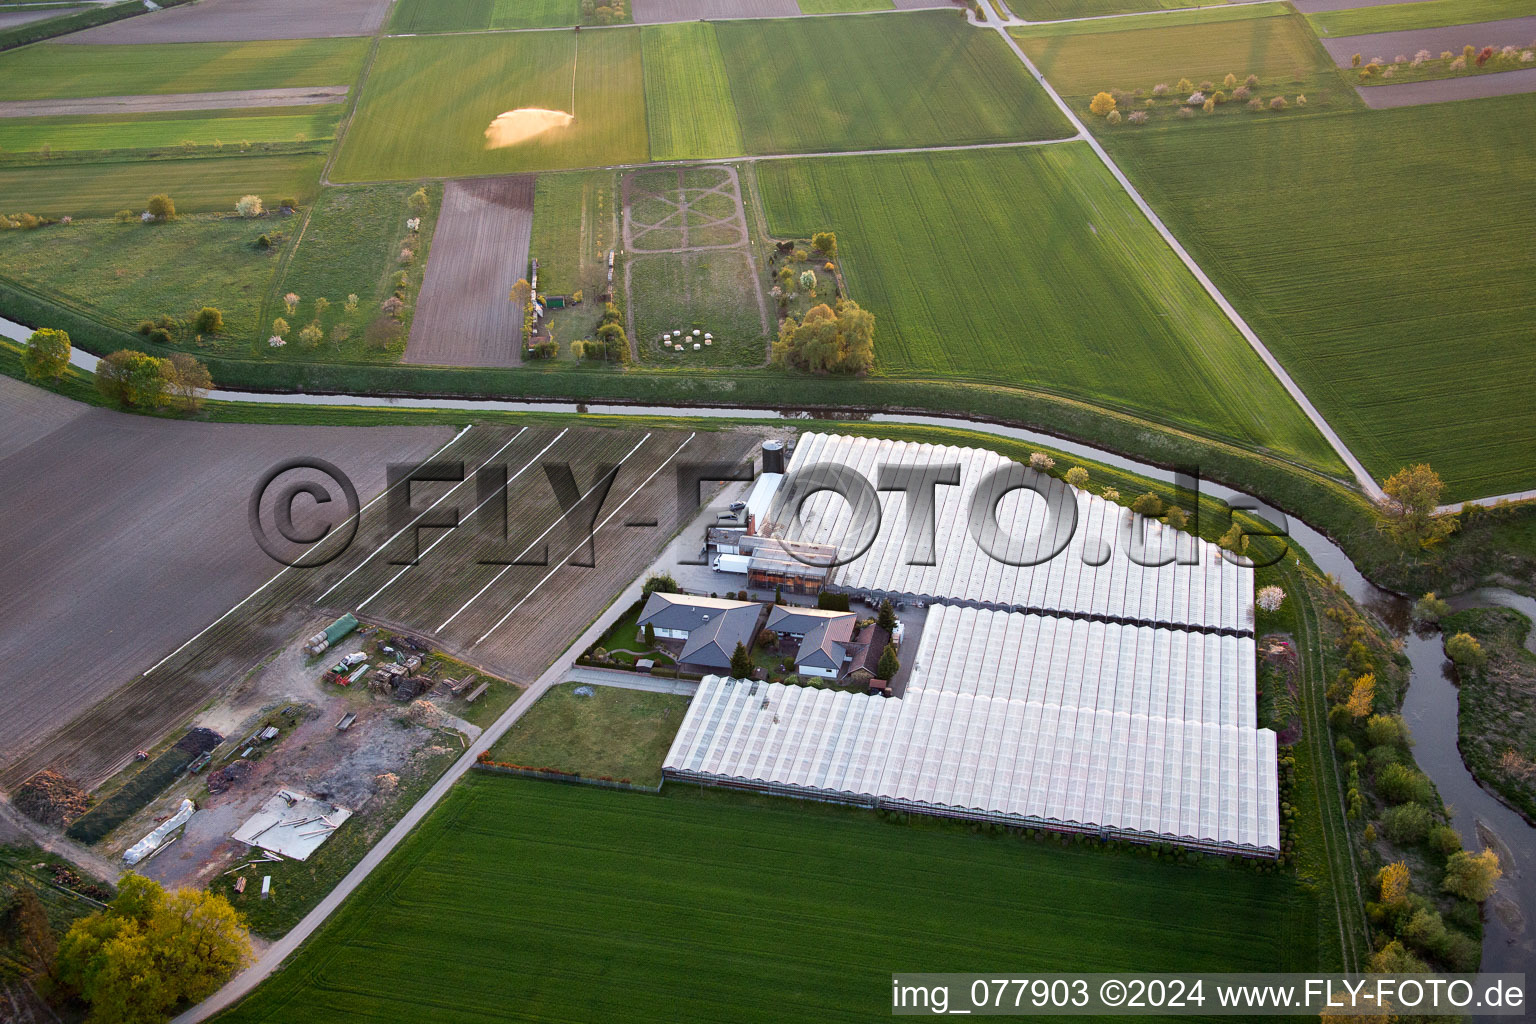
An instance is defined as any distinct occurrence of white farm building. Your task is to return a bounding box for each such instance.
[663,434,1278,857]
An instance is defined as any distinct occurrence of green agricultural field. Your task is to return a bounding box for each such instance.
[1305,0,1531,38]
[530,168,619,297]
[0,105,342,155]
[641,23,744,162]
[0,153,324,218]
[796,0,894,12]
[219,774,1323,1024]
[0,213,280,346]
[486,681,688,786]
[631,250,766,366]
[268,183,441,361]
[1014,8,1350,113]
[716,11,1072,154]
[389,0,580,32]
[1099,93,1536,499]
[1006,0,1240,23]
[332,29,647,180]
[0,38,368,100]
[758,145,1342,471]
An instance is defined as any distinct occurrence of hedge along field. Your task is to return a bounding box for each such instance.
[1305,0,1530,38]
[389,0,579,32]
[0,153,325,217]
[758,145,1342,472]
[0,38,369,100]
[716,10,1073,155]
[0,105,343,154]
[331,29,647,180]
[1015,8,1350,109]
[218,775,1322,1024]
[1099,94,1536,499]
[641,23,743,161]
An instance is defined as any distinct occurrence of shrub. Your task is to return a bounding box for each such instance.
[1064,466,1089,488]
[136,320,155,335]
[283,292,299,314]
[1256,586,1285,612]
[271,317,289,338]
[1029,452,1055,471]
[1295,94,1306,106]
[331,323,352,344]
[194,307,223,333]
[1186,90,1205,105]
[1364,714,1405,748]
[1445,632,1485,667]
[1365,744,1399,774]
[1201,98,1214,113]
[1176,107,1194,119]
[1089,92,1116,116]
[1244,74,1259,87]
[1128,110,1147,125]
[1130,492,1164,517]
[1269,96,1287,110]
[1212,90,1226,104]
[1441,848,1501,902]
[811,231,837,257]
[146,193,175,220]
[297,324,323,348]
[1100,487,1119,502]
[1176,78,1193,93]
[344,293,359,313]
[235,194,262,217]
[1351,53,1362,68]
[1449,56,1466,71]
[1381,803,1432,845]
[1223,72,1237,88]
[115,208,135,223]
[256,233,273,249]
[1164,506,1187,530]
[1232,85,1250,101]
[1199,80,1214,92]
[1152,83,1168,96]
[1412,592,1450,621]
[1428,824,1462,856]
[94,349,170,408]
[21,327,71,381]
[147,327,172,345]
[1247,98,1263,112]
[1106,109,1122,124]
[1378,763,1433,805]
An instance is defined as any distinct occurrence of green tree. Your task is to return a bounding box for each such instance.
[94,350,170,408]
[193,307,223,334]
[643,622,656,647]
[1089,92,1116,116]
[1445,632,1485,667]
[145,194,175,220]
[407,187,430,216]
[1164,506,1188,530]
[56,875,252,1024]
[1413,591,1451,621]
[1379,464,1457,548]
[877,599,896,633]
[596,321,629,362]
[811,231,837,258]
[167,352,213,414]
[1130,491,1164,517]
[642,573,677,597]
[730,641,753,678]
[3,889,57,979]
[876,643,900,680]
[799,269,817,296]
[772,300,874,374]
[1441,848,1501,902]
[1368,939,1427,974]
[1064,466,1089,488]
[22,327,71,380]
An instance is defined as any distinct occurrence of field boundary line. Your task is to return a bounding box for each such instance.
[475,432,696,644]
[439,432,651,631]
[356,427,573,612]
[137,424,473,679]
[315,426,529,602]
[978,0,1384,502]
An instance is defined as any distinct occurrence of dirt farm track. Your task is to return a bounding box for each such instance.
[0,383,761,794]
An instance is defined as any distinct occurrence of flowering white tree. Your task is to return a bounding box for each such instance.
[235,195,263,218]
[1257,586,1286,613]
[268,335,286,348]
[1029,452,1055,471]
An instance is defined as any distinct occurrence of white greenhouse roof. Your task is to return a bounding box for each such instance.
[760,433,1254,634]
[665,675,1278,855]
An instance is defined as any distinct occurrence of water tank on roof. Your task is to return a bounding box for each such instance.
[762,439,786,475]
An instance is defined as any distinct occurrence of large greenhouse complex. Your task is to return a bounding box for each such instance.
[664,435,1278,856]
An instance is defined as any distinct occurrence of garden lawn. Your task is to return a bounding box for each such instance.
[631,250,765,366]
[0,38,368,100]
[716,10,1072,154]
[530,168,619,297]
[758,145,1341,471]
[1098,94,1536,499]
[389,0,580,32]
[1014,8,1350,111]
[218,774,1323,1024]
[0,213,280,345]
[641,23,743,161]
[486,682,688,786]
[0,105,342,154]
[0,153,324,217]
[269,183,441,361]
[1306,0,1531,38]
[332,30,646,180]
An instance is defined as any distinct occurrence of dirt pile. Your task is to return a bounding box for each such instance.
[206,759,254,795]
[484,108,572,149]
[12,770,89,829]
